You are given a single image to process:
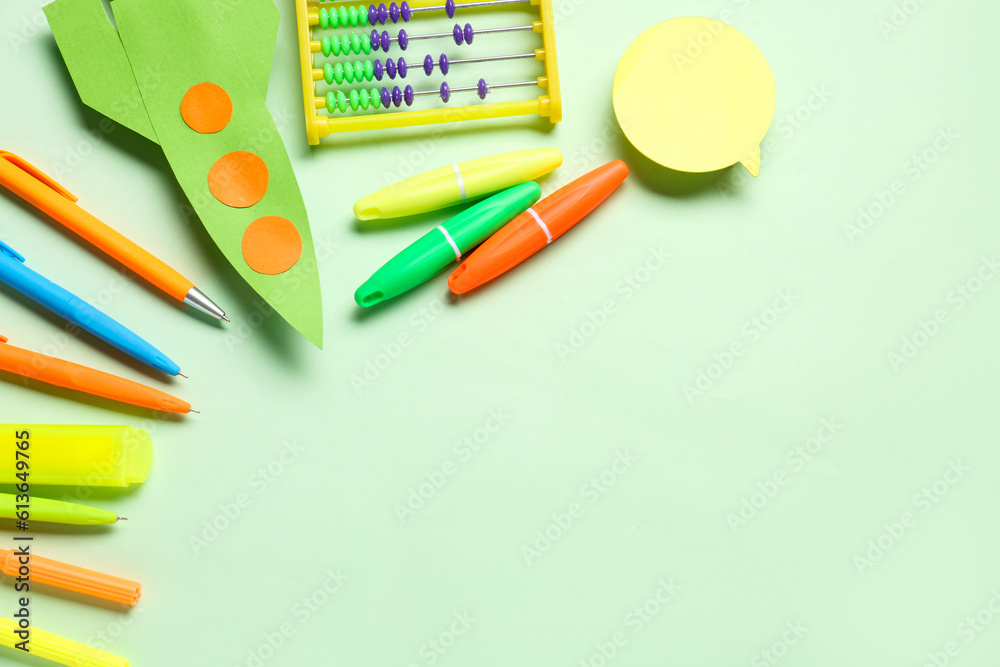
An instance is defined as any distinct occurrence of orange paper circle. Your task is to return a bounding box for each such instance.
[180,83,233,134]
[242,216,303,275]
[208,151,269,208]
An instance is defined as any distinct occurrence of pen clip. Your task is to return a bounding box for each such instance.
[0,240,25,263]
[0,151,78,203]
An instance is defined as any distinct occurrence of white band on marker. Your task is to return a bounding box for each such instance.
[452,164,467,203]
[527,207,553,244]
[437,225,462,261]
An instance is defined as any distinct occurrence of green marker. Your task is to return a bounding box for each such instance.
[0,493,124,525]
[355,182,542,307]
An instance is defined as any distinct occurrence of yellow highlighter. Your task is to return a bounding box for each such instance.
[0,618,129,667]
[353,147,562,220]
[0,425,152,487]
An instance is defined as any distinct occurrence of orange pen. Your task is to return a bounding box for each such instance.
[448,160,629,294]
[0,150,227,321]
[0,335,191,414]
[0,548,141,606]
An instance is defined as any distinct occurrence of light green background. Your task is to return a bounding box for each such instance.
[1,0,998,665]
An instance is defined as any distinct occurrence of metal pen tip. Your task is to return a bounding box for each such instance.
[221,314,231,323]
[189,408,200,414]
[178,371,188,378]
[118,517,128,521]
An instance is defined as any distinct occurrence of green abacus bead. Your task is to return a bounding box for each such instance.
[364,59,375,81]
[333,62,346,84]
[361,33,372,55]
[370,87,382,109]
[348,5,359,26]
[344,62,356,84]
[319,8,329,29]
[339,6,350,27]
[351,33,361,55]
[350,89,361,111]
[326,91,337,114]
[321,36,332,57]
[354,61,365,82]
[358,4,369,26]
[359,88,371,110]
[336,90,348,113]
[323,63,334,85]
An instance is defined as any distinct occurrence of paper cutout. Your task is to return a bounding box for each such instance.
[208,151,269,208]
[181,83,233,134]
[43,0,156,142]
[46,0,324,347]
[613,18,776,177]
[207,0,280,98]
[243,216,302,275]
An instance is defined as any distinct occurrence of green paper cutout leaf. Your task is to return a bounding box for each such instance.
[44,0,157,143]
[207,0,280,98]
[45,0,323,347]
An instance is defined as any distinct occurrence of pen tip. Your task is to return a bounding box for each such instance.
[189,408,200,413]
[118,517,127,521]
[221,314,231,322]
[177,371,188,379]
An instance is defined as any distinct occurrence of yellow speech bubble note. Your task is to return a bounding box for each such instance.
[613,18,776,177]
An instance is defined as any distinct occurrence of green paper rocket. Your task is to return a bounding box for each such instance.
[44,0,324,347]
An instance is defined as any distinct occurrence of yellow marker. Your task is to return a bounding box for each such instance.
[353,147,562,220]
[0,425,152,487]
[0,618,129,667]
[613,17,776,176]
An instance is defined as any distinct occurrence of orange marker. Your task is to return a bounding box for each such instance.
[0,548,141,606]
[448,160,629,294]
[0,335,191,414]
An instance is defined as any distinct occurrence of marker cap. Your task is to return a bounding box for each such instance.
[0,425,152,487]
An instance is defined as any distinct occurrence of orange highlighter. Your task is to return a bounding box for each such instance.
[448,160,629,294]
[0,335,191,414]
[0,547,141,606]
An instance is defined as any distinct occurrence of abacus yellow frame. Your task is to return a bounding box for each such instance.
[295,0,561,145]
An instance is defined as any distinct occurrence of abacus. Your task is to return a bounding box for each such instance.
[294,0,561,144]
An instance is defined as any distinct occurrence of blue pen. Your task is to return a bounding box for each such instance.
[0,239,181,376]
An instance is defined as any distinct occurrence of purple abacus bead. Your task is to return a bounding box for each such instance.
[423,54,434,76]
[477,78,488,99]
[386,57,397,79]
[380,30,391,51]
[440,81,451,103]
[371,29,381,51]
[439,53,449,75]
[398,29,409,50]
[397,57,408,78]
[374,59,384,80]
[380,87,391,108]
[401,2,412,21]
[391,86,403,107]
[446,0,456,18]
[464,24,474,44]
[404,85,414,106]
[378,2,388,24]
[368,5,378,25]
[389,2,399,22]
[453,24,463,45]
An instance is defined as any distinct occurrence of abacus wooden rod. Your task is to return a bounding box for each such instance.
[312,51,538,85]
[312,0,533,27]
